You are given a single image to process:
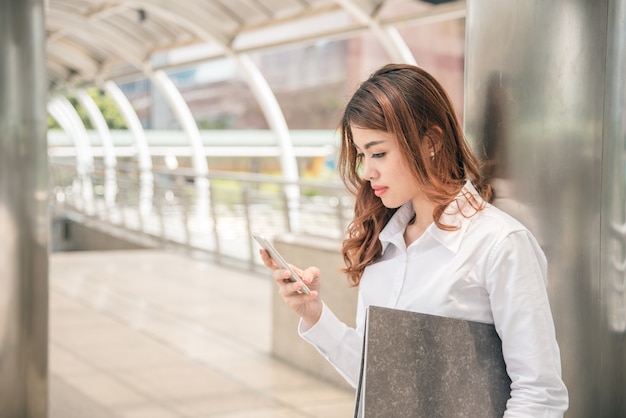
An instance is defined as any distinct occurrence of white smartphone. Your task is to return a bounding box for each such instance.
[252,232,311,295]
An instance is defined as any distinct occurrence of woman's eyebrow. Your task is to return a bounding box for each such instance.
[354,140,386,150]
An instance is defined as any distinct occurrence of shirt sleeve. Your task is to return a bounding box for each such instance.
[298,301,365,388]
[485,230,569,417]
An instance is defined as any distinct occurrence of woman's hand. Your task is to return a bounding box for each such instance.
[259,249,323,327]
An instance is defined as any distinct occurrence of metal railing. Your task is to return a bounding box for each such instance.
[49,159,354,269]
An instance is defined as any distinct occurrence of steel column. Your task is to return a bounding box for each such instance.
[600,0,626,415]
[465,0,626,416]
[0,0,48,416]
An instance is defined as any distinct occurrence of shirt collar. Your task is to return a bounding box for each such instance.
[379,200,415,252]
[378,181,485,254]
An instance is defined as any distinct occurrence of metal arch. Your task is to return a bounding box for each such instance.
[150,70,210,220]
[88,0,193,46]
[233,54,299,185]
[43,0,471,187]
[47,12,145,60]
[132,0,301,186]
[47,96,95,213]
[55,6,213,218]
[51,7,212,204]
[332,0,417,65]
[49,7,211,219]
[47,9,147,71]
[150,71,208,177]
[103,80,154,217]
[47,59,73,86]
[50,4,214,222]
[47,97,93,174]
[114,0,233,46]
[44,1,470,87]
[75,89,118,207]
[47,41,101,78]
[48,17,156,216]
[102,81,151,171]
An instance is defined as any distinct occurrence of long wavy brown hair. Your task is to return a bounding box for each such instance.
[338,64,491,286]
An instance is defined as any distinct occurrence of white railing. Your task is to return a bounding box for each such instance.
[49,159,354,269]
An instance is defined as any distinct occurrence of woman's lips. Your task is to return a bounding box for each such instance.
[372,186,388,197]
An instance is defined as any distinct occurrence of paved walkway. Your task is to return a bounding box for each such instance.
[49,249,355,418]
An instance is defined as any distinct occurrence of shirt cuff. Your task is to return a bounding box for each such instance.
[298,302,347,355]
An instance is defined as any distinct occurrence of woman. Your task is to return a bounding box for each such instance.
[261,64,568,416]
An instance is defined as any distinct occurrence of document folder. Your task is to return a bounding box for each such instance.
[354,306,511,417]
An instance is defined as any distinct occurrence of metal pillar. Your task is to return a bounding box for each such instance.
[465,1,626,416]
[601,0,626,414]
[0,0,48,416]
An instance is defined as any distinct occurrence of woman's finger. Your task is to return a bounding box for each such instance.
[278,280,305,298]
[272,268,291,284]
[260,249,279,269]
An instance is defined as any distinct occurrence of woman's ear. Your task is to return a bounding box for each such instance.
[424,126,444,157]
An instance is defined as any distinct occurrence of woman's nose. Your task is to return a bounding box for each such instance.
[361,159,376,180]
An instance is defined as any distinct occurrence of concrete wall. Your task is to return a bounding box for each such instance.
[51,216,152,252]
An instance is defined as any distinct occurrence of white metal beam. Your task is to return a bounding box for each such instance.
[332,0,416,64]
[47,96,95,212]
[75,88,118,207]
[134,1,301,188]
[149,69,210,220]
[104,80,154,217]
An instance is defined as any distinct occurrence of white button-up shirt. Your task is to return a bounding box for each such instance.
[300,182,568,417]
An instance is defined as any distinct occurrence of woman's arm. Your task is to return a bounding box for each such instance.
[298,301,365,387]
[261,248,365,386]
[486,231,569,417]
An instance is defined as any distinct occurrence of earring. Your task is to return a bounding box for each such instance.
[430,151,435,157]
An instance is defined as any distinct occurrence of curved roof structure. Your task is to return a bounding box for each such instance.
[46,0,466,91]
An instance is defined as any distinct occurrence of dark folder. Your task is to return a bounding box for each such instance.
[354,306,511,417]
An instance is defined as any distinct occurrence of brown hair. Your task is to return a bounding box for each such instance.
[338,64,491,286]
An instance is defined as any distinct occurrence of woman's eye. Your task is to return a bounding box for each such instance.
[372,152,386,158]
[355,152,364,160]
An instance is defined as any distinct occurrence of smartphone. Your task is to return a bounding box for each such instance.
[252,232,311,295]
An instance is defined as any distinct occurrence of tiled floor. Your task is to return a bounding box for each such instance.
[49,250,355,418]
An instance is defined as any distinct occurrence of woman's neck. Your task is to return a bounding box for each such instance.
[404,197,436,246]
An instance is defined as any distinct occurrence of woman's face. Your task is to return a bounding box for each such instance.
[352,126,422,209]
